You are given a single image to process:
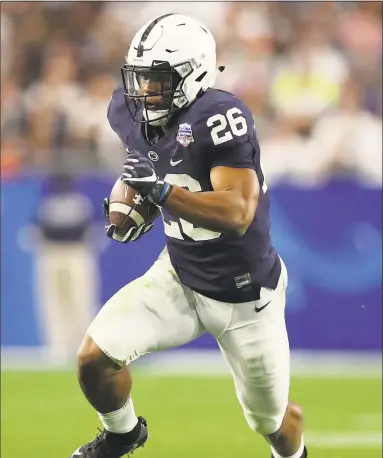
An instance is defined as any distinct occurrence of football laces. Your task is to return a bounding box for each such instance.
[133,193,144,206]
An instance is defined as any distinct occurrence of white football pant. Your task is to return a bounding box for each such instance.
[88,248,289,435]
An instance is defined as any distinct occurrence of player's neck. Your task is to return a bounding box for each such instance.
[144,123,169,145]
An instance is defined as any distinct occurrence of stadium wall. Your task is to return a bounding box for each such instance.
[1,174,382,352]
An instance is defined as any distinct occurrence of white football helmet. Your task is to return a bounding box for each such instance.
[121,13,219,126]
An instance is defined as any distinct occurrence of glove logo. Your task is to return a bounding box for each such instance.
[148,151,159,161]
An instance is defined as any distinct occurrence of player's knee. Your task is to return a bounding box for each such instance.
[265,403,304,436]
[244,411,285,436]
[242,402,302,436]
[284,402,304,425]
[77,335,114,380]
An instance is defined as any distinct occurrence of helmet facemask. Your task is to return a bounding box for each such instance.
[121,60,193,126]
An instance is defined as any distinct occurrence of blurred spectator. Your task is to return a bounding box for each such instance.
[260,116,330,186]
[218,3,276,137]
[338,3,382,117]
[338,2,382,73]
[117,1,229,43]
[32,171,99,363]
[262,77,382,186]
[22,43,84,165]
[1,76,27,176]
[270,20,349,119]
[0,1,381,186]
[312,79,382,186]
[1,11,14,78]
[67,72,125,172]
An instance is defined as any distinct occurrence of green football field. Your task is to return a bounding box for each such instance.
[1,371,381,458]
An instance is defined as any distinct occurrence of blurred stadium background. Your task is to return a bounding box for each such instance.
[1,1,382,457]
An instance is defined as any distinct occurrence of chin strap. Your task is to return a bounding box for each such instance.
[145,108,170,127]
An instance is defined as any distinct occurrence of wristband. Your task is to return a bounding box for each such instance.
[148,180,173,206]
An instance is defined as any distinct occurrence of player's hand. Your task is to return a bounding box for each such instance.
[122,150,173,206]
[103,197,153,243]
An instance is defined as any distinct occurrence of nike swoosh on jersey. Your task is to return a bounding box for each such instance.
[254,300,271,313]
[170,159,183,166]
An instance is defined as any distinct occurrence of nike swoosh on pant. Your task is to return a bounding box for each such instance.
[254,300,271,313]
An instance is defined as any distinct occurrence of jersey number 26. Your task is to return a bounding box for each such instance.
[207,107,247,145]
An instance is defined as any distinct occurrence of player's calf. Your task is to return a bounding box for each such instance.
[77,334,141,436]
[71,335,148,457]
[266,403,307,458]
[77,334,132,413]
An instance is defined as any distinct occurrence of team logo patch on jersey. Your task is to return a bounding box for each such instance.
[148,150,159,161]
[176,123,194,147]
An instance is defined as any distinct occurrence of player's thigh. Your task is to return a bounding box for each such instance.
[87,252,203,366]
[217,261,290,435]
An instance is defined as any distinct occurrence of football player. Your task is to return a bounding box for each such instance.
[71,13,308,458]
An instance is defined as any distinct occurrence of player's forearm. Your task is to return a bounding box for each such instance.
[163,186,254,236]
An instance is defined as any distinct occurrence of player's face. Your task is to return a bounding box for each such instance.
[136,70,181,111]
[137,73,166,109]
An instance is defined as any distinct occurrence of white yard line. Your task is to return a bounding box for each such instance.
[1,347,382,377]
[306,431,382,449]
[353,413,382,429]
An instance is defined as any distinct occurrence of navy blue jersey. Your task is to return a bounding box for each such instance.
[108,87,281,302]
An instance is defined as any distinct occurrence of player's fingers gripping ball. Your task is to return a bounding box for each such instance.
[104,177,160,243]
[123,150,156,182]
[122,149,173,206]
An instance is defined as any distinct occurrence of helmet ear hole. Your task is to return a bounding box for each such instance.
[195,71,207,83]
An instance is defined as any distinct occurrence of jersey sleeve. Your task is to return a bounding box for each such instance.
[197,98,260,171]
[107,86,134,146]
